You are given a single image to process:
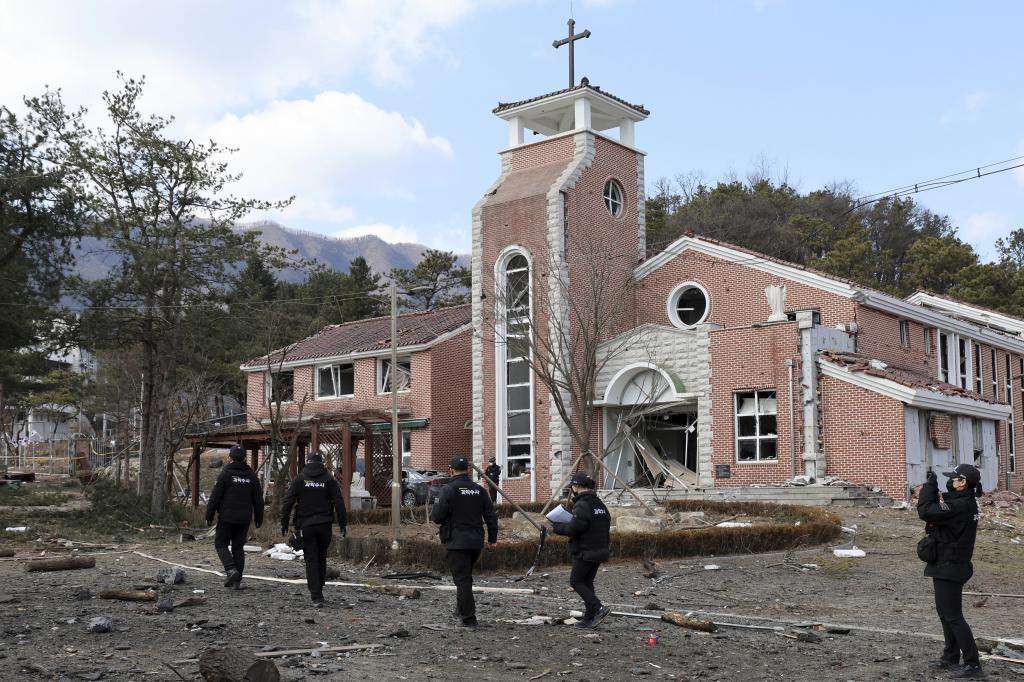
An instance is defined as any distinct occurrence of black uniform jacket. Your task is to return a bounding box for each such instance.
[206,461,264,527]
[917,477,979,583]
[430,473,498,550]
[280,462,347,532]
[552,491,611,563]
[484,463,501,485]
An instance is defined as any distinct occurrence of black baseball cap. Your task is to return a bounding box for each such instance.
[228,444,246,461]
[942,464,980,485]
[308,451,324,463]
[449,456,468,471]
[570,472,596,489]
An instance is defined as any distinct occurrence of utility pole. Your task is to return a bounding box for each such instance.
[390,281,401,550]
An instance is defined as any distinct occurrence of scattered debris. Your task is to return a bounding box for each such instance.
[207,458,224,469]
[367,585,421,599]
[156,567,186,584]
[198,646,280,682]
[264,544,302,561]
[641,559,660,579]
[243,544,262,553]
[5,526,28,532]
[703,564,721,571]
[716,521,752,528]
[832,547,866,558]
[87,616,113,634]
[178,533,196,543]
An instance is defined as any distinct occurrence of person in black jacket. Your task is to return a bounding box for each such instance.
[206,444,264,589]
[430,456,498,627]
[483,457,501,503]
[917,463,984,679]
[280,452,347,607]
[551,472,611,629]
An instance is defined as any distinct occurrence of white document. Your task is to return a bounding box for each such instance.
[545,505,573,524]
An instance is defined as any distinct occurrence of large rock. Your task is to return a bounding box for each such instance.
[616,516,666,534]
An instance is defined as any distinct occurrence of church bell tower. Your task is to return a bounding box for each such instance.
[471,20,649,502]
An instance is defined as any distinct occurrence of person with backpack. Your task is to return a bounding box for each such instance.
[206,444,264,589]
[280,452,347,607]
[917,463,984,679]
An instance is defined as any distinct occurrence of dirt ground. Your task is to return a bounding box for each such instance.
[1,485,1022,681]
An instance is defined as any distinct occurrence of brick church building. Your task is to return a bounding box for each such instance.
[471,74,1023,503]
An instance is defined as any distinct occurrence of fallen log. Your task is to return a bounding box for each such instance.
[173,596,207,609]
[198,647,279,682]
[98,589,156,602]
[367,584,421,599]
[0,549,14,558]
[25,556,96,572]
[660,611,717,633]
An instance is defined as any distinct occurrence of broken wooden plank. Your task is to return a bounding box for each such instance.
[98,589,156,602]
[964,591,1024,599]
[25,556,95,572]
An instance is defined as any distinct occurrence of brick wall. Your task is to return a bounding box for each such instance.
[819,376,907,500]
[427,329,473,469]
[636,250,857,330]
[708,322,802,487]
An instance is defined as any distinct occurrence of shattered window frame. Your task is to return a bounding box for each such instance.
[379,357,412,394]
[266,370,294,405]
[316,362,355,399]
[734,390,778,462]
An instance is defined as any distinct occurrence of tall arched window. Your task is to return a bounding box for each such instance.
[497,251,533,479]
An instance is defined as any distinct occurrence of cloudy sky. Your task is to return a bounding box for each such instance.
[2,0,1022,259]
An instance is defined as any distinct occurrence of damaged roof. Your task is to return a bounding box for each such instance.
[818,350,999,404]
[241,304,471,370]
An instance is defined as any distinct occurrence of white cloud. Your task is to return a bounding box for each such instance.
[963,90,993,113]
[337,223,418,244]
[961,211,1010,260]
[0,0,480,127]
[205,91,453,226]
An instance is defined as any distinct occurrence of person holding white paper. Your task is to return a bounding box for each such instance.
[550,472,611,629]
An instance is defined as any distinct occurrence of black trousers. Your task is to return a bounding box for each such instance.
[447,549,481,621]
[933,578,979,666]
[214,521,249,575]
[302,523,333,600]
[488,484,498,503]
[570,557,602,618]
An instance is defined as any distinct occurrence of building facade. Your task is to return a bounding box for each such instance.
[472,79,1023,502]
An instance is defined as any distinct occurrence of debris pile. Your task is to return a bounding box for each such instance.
[264,543,303,561]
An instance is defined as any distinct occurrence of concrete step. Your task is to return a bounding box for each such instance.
[602,484,895,508]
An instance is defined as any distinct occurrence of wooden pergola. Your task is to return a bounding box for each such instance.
[184,409,415,510]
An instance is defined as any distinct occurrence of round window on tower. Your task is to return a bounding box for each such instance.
[603,179,624,217]
[667,282,710,329]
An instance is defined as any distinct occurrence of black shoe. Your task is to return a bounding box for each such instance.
[589,606,611,628]
[460,617,477,628]
[949,664,985,679]
[929,659,958,670]
[574,617,594,629]
[312,596,325,608]
[223,570,240,588]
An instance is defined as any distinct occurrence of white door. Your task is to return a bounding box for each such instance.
[980,420,998,491]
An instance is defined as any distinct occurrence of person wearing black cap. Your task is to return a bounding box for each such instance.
[430,456,498,627]
[551,471,611,628]
[206,444,264,589]
[917,463,985,678]
[484,457,502,503]
[280,451,347,607]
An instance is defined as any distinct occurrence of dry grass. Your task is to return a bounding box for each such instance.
[335,499,842,572]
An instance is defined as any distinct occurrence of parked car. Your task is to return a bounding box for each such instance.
[386,468,451,507]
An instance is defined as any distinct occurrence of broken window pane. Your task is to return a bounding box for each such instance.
[759,439,778,460]
[507,412,530,436]
[758,393,777,413]
[738,415,757,437]
[317,366,335,398]
[336,364,354,395]
[760,414,778,436]
[507,359,529,385]
[737,440,757,461]
[736,393,756,414]
[507,385,530,411]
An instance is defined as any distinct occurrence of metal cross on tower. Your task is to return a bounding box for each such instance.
[552,18,591,89]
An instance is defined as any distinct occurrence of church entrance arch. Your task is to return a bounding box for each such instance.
[601,364,698,490]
